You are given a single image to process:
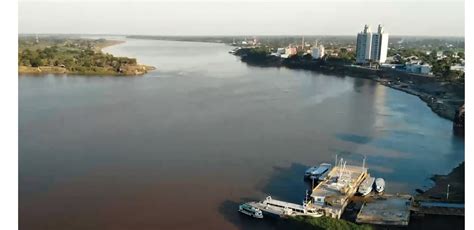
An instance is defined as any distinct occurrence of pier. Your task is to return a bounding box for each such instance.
[411,201,464,216]
[307,160,368,219]
[356,194,413,226]
[240,158,462,227]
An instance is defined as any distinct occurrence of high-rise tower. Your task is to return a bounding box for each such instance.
[356,24,389,64]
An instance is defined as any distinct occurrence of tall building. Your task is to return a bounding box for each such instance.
[356,24,389,64]
[311,42,325,59]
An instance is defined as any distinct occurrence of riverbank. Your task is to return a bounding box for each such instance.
[234,51,464,123]
[416,162,464,203]
[18,37,155,76]
[18,64,155,76]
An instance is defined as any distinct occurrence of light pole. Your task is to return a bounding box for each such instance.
[446,184,450,201]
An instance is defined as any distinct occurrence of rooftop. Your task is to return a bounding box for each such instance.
[311,164,367,207]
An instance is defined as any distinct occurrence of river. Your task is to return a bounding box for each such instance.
[19,37,464,229]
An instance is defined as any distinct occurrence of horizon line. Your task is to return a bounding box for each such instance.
[18,33,466,39]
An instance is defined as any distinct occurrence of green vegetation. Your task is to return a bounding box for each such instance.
[288,216,372,230]
[337,48,356,63]
[18,36,153,75]
[388,48,464,81]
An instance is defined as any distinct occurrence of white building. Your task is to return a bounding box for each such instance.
[450,64,465,72]
[311,44,325,59]
[356,24,389,64]
[406,63,432,75]
[285,45,298,56]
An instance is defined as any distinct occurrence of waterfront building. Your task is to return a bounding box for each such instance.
[405,63,432,75]
[285,45,298,57]
[311,44,325,59]
[356,24,389,64]
[271,48,286,57]
[450,64,465,72]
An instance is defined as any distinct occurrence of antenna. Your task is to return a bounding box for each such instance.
[362,155,367,170]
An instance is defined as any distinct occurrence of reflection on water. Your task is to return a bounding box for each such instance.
[19,38,464,230]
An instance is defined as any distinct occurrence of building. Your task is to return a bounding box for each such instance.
[356,25,389,64]
[309,160,368,219]
[271,48,286,57]
[285,45,298,56]
[405,63,432,74]
[450,64,465,72]
[311,44,325,59]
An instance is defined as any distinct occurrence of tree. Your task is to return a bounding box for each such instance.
[29,56,44,67]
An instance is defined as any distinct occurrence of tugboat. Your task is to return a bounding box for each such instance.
[238,203,264,219]
[374,178,385,193]
[358,176,375,196]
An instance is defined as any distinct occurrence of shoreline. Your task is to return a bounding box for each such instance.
[18,39,155,76]
[95,39,126,53]
[416,162,464,203]
[236,55,463,122]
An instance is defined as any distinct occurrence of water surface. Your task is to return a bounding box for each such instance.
[19,38,464,230]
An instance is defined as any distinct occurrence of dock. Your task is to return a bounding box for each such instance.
[240,157,463,227]
[307,160,368,218]
[356,194,413,226]
[411,201,464,216]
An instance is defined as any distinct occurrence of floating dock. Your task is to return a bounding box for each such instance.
[307,160,368,218]
[356,194,413,226]
[241,157,462,227]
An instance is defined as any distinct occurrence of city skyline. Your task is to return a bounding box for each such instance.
[19,0,465,37]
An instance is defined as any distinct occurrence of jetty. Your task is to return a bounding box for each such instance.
[356,194,413,226]
[307,159,368,218]
[411,201,464,216]
[240,157,462,227]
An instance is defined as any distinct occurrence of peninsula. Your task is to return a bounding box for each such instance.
[18,36,155,76]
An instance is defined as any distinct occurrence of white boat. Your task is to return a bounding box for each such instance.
[238,203,263,219]
[305,163,331,179]
[374,178,385,193]
[358,176,375,196]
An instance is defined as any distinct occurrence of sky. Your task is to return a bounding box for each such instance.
[18,0,465,36]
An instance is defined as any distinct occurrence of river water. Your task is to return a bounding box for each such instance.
[19,37,464,230]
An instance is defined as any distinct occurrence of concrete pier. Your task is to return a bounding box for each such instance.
[356,194,413,226]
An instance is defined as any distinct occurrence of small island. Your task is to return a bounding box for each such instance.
[18,36,155,76]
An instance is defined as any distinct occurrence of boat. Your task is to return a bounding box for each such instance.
[317,168,331,181]
[374,178,385,193]
[305,163,331,179]
[358,176,375,196]
[238,203,263,219]
[260,196,324,218]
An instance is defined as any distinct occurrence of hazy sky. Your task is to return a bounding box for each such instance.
[19,0,465,36]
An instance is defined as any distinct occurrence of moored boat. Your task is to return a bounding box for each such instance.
[238,203,264,219]
[305,163,331,179]
[358,176,375,196]
[374,178,385,193]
